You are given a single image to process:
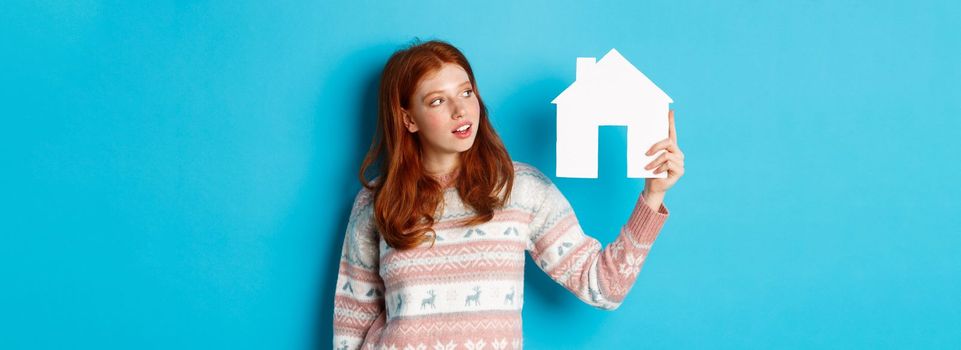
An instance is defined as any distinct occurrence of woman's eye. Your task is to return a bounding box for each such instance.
[430,98,442,106]
[463,89,473,97]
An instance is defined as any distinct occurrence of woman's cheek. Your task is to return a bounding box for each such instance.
[427,113,448,133]
[470,101,481,116]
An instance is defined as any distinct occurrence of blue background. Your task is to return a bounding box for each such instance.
[3,0,960,348]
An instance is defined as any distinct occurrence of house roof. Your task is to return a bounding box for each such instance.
[551,48,672,105]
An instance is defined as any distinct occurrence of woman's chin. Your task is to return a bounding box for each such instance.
[453,146,473,154]
[457,139,477,152]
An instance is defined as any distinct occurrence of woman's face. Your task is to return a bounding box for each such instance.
[402,62,480,165]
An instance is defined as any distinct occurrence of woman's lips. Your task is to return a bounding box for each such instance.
[451,121,472,133]
[452,122,472,138]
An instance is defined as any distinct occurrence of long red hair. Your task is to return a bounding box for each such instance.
[358,39,514,251]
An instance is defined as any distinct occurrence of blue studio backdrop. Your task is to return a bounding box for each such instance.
[3,1,960,349]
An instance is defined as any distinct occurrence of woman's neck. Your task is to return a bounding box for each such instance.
[423,153,460,188]
[422,153,460,177]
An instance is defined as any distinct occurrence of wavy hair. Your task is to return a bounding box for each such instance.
[358,39,514,251]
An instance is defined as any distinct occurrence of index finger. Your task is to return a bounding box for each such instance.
[668,109,677,143]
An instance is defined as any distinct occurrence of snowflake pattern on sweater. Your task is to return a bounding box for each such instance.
[333,161,669,350]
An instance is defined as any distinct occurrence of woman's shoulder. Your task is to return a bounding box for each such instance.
[510,160,554,189]
[349,178,378,214]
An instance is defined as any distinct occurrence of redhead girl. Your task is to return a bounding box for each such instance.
[333,39,684,350]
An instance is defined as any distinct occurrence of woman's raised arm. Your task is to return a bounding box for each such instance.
[526,169,669,310]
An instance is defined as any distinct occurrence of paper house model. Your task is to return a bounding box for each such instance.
[552,48,673,178]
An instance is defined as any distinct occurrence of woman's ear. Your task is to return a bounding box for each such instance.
[402,109,418,133]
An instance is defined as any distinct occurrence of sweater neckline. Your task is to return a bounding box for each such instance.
[427,169,458,189]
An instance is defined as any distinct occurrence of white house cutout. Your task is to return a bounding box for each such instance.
[552,48,673,178]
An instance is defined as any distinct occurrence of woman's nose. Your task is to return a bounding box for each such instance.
[451,100,466,119]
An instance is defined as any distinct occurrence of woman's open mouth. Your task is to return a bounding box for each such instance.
[452,122,472,138]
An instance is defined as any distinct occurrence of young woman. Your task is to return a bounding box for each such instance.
[333,39,684,350]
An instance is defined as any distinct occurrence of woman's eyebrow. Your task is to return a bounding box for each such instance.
[423,81,472,100]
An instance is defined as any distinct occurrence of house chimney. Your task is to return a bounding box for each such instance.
[576,57,595,81]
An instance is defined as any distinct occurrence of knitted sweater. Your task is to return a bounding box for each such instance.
[333,161,669,350]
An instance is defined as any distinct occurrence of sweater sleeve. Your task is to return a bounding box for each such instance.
[333,187,387,350]
[526,172,669,311]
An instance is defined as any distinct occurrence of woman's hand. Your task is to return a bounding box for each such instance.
[643,109,685,197]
